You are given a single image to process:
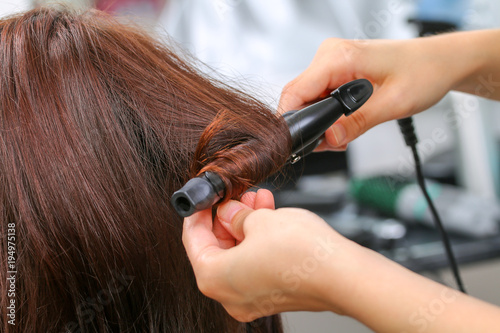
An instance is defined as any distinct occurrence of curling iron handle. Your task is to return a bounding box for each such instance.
[283,96,344,159]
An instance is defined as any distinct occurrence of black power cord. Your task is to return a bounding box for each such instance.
[398,117,466,293]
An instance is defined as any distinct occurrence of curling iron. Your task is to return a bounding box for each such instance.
[171,79,373,217]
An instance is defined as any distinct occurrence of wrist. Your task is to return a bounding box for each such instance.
[412,33,474,95]
[428,30,495,95]
[305,238,374,315]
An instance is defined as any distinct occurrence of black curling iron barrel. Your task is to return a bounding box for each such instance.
[171,79,373,217]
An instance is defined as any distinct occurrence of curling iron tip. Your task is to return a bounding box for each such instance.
[171,172,225,217]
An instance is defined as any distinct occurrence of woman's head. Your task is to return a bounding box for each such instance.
[0,6,290,332]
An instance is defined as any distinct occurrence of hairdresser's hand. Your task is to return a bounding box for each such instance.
[183,190,500,332]
[279,31,500,150]
[182,189,360,322]
[279,38,454,151]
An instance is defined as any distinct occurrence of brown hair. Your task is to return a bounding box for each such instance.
[0,6,290,333]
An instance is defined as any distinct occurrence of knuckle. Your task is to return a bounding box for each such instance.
[279,80,301,112]
[225,306,259,323]
[281,79,299,101]
[319,38,358,61]
[282,80,295,93]
[196,272,216,298]
[318,37,340,51]
[193,257,219,298]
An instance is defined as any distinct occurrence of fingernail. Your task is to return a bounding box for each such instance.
[331,123,346,146]
[217,201,245,224]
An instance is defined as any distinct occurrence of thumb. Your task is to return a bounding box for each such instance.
[217,200,254,241]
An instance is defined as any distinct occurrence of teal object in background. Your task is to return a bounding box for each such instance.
[350,176,500,238]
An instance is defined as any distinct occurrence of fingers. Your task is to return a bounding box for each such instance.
[254,189,275,209]
[182,208,222,264]
[279,39,356,113]
[279,68,344,113]
[212,218,238,249]
[278,38,397,149]
[282,77,388,150]
[240,191,257,208]
[315,139,348,152]
[241,189,275,209]
[279,64,332,113]
[280,38,423,150]
[184,189,276,258]
[322,85,401,148]
[217,200,255,241]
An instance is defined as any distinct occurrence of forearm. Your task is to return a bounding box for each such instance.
[320,244,500,332]
[422,29,500,100]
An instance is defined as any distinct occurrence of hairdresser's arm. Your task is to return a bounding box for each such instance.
[279,29,500,150]
[183,191,500,332]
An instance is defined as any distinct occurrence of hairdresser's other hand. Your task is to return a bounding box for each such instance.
[279,31,500,150]
[279,38,453,151]
[183,190,500,332]
[182,189,360,322]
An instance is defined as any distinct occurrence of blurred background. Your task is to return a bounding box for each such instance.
[2,0,500,331]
